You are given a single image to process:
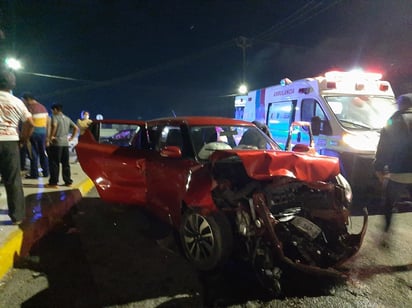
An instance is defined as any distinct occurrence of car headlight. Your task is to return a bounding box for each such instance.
[342,133,378,152]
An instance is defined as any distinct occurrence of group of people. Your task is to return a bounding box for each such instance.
[19,93,80,188]
[0,66,91,225]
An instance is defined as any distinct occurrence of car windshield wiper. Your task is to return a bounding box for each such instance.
[339,119,374,130]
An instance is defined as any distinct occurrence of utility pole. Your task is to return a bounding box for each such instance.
[235,36,252,84]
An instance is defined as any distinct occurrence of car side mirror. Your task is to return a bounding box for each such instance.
[160,146,182,158]
[321,121,332,135]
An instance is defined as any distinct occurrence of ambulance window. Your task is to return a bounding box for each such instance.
[315,104,326,120]
[266,101,294,150]
[301,99,326,121]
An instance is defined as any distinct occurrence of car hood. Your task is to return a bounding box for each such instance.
[210,150,340,182]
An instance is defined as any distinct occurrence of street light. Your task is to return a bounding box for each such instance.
[5,57,22,70]
[238,84,248,94]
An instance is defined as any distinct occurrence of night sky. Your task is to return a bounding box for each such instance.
[1,0,411,121]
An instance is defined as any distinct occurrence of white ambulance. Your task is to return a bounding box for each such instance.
[235,70,396,197]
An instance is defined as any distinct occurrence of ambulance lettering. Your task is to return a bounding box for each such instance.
[273,88,294,96]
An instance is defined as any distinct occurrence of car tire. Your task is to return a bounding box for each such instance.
[179,209,233,271]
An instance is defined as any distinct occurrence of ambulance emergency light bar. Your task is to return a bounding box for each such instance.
[324,70,383,82]
[324,70,389,91]
[278,70,389,92]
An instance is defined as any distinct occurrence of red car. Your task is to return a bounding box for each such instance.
[76,116,367,296]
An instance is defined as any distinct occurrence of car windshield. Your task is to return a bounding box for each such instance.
[325,95,396,130]
[189,125,281,160]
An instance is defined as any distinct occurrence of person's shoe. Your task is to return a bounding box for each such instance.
[380,232,391,249]
[64,183,73,187]
[25,175,39,179]
[45,184,59,189]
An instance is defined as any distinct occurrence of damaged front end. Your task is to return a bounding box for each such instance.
[210,151,368,296]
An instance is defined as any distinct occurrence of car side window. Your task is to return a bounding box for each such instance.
[131,126,150,150]
[301,99,327,121]
[147,125,161,150]
[159,126,194,158]
[98,123,141,147]
[159,126,183,148]
[301,99,331,135]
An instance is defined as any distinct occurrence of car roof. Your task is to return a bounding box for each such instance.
[146,116,254,127]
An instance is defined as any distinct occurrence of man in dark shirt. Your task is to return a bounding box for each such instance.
[374,93,412,244]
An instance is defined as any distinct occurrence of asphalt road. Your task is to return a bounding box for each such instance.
[0,188,412,307]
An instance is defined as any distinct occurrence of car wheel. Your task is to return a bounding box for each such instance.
[179,209,233,271]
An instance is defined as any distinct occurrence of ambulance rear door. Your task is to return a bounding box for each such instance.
[266,100,297,149]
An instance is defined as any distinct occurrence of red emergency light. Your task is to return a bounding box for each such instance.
[326,81,336,89]
[379,82,389,91]
[298,87,311,94]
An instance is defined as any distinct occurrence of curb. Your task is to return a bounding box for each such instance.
[0,177,94,281]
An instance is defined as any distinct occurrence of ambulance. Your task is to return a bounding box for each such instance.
[234,70,396,197]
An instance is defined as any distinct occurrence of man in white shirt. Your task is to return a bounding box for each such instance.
[0,67,34,224]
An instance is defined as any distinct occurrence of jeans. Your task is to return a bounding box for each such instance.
[29,132,49,177]
[0,141,26,221]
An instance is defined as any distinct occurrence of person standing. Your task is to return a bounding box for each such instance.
[77,110,92,135]
[252,120,272,138]
[46,103,78,188]
[73,110,92,163]
[0,67,34,224]
[374,93,412,245]
[21,92,50,178]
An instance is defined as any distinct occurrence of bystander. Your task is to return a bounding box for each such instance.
[77,110,92,135]
[46,103,78,188]
[374,93,412,246]
[21,92,50,178]
[0,67,34,224]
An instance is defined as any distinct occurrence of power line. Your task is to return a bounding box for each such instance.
[255,0,342,42]
[20,71,97,83]
[255,0,320,41]
[39,39,235,99]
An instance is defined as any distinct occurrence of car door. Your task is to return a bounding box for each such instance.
[145,124,199,224]
[76,120,149,205]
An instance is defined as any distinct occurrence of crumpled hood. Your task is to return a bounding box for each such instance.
[210,150,340,182]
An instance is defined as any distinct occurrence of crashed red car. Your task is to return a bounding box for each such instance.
[76,116,367,296]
